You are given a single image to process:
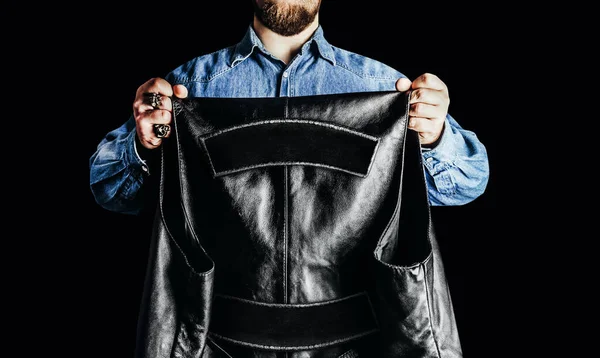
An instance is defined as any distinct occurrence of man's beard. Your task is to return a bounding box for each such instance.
[253,0,321,37]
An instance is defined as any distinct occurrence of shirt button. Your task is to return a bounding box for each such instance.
[426,157,433,162]
[282,71,289,78]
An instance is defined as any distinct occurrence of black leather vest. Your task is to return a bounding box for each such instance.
[135,91,462,357]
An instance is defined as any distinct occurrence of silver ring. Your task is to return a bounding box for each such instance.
[147,92,162,109]
[153,124,170,138]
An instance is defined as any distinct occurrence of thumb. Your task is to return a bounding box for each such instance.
[395,77,412,92]
[173,84,188,98]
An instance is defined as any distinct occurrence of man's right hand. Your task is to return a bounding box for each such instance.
[133,78,188,150]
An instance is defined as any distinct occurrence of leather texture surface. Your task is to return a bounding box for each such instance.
[135,91,462,358]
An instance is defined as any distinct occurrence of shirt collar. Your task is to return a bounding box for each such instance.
[229,25,336,67]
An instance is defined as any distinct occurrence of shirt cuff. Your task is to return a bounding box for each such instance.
[126,130,151,176]
[421,118,456,172]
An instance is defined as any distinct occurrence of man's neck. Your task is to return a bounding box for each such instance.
[252,16,319,64]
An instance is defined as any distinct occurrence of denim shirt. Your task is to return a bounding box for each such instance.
[89,25,489,215]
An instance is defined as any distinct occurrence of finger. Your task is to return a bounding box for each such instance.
[134,78,175,114]
[411,73,447,92]
[134,93,174,114]
[137,77,175,97]
[409,88,447,106]
[143,93,174,111]
[137,124,165,149]
[395,77,412,92]
[408,117,442,145]
[135,108,171,140]
[146,111,172,139]
[173,84,188,98]
[140,135,164,149]
[142,107,172,125]
[408,116,439,133]
[409,102,443,120]
[152,123,172,139]
[138,120,172,147]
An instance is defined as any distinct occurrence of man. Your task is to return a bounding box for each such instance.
[89,0,489,214]
[89,1,488,356]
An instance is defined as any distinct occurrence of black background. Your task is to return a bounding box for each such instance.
[42,1,500,357]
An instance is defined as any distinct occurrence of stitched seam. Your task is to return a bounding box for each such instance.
[175,65,235,85]
[334,61,399,80]
[212,162,370,178]
[284,165,289,304]
[208,330,378,351]
[230,44,259,68]
[202,119,379,140]
[423,260,442,357]
[416,85,442,356]
[338,349,359,358]
[366,139,381,177]
[214,291,369,307]
[172,100,182,116]
[289,69,293,97]
[200,137,218,178]
[206,336,234,358]
[171,46,240,84]
[284,97,289,305]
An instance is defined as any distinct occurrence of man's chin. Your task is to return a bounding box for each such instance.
[268,25,311,37]
[254,0,320,37]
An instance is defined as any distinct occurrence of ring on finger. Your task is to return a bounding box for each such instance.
[153,123,170,138]
[145,92,162,110]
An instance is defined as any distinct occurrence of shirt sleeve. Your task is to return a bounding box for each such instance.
[421,113,490,206]
[89,115,151,215]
